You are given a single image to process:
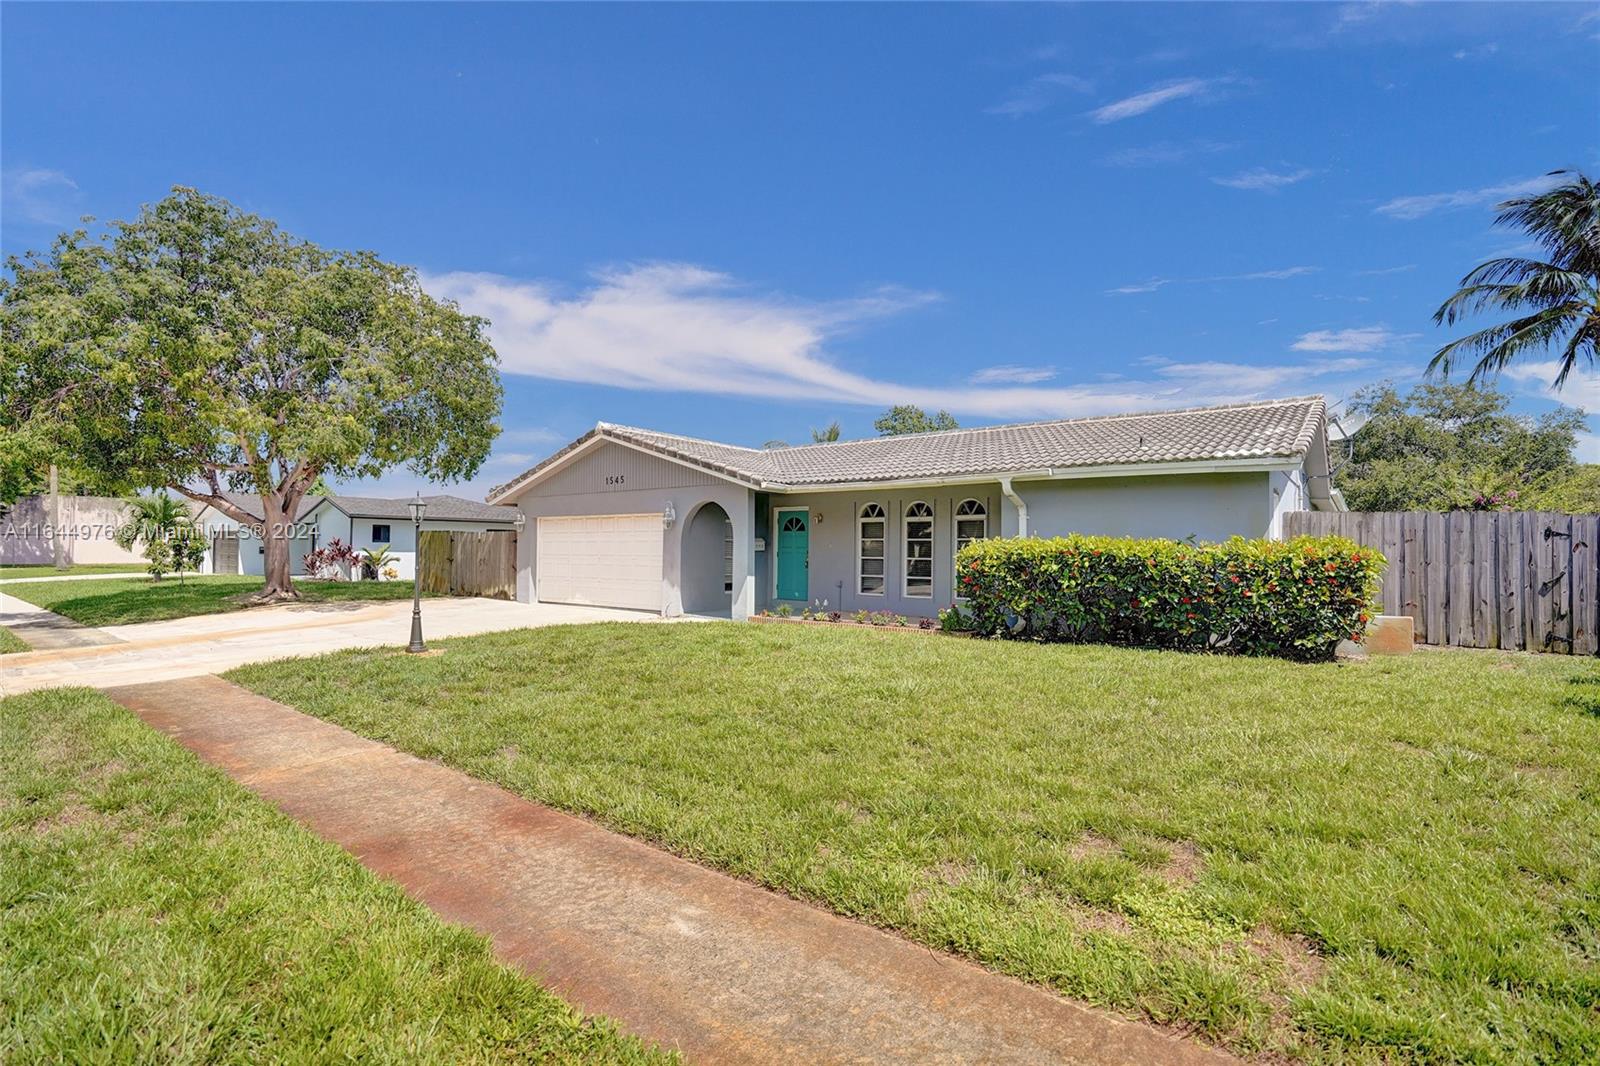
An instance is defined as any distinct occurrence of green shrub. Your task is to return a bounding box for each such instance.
[956,534,1385,662]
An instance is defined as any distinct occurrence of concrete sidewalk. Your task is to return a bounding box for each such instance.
[0,571,146,584]
[105,675,1236,1066]
[0,595,671,695]
[0,594,123,650]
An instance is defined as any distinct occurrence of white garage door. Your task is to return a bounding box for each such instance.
[536,514,663,611]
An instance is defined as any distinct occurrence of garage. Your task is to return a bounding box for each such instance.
[536,514,663,611]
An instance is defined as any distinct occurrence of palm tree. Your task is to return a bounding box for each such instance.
[810,421,842,443]
[113,490,195,581]
[1431,170,1599,388]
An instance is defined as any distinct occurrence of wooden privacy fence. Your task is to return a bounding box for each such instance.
[418,529,517,600]
[1283,511,1597,655]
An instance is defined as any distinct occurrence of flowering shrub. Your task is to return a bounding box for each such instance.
[955,534,1385,662]
[302,538,358,580]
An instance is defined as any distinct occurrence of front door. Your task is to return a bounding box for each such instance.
[775,511,809,601]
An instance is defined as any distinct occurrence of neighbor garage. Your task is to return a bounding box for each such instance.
[535,514,663,611]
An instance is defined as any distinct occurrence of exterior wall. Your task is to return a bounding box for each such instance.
[755,485,1004,617]
[197,511,312,577]
[1267,468,1308,539]
[507,441,757,619]
[304,506,515,580]
[0,496,147,566]
[1015,472,1275,543]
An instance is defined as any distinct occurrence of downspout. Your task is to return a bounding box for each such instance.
[999,476,1028,538]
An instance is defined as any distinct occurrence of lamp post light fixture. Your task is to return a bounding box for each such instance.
[406,492,428,653]
[662,500,676,529]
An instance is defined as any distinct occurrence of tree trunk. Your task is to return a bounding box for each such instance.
[254,494,301,603]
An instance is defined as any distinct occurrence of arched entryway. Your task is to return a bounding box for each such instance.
[681,501,733,616]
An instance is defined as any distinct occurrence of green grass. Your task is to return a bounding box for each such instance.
[2,575,432,627]
[0,563,146,580]
[0,627,31,655]
[231,624,1600,1064]
[0,686,670,1064]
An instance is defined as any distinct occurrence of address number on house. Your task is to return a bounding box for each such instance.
[604,475,625,486]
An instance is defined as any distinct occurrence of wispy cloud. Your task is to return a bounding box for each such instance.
[1098,139,1233,168]
[1,168,81,225]
[1451,42,1500,60]
[1355,263,1417,276]
[1504,361,1600,409]
[1374,174,1564,219]
[969,364,1058,385]
[1211,166,1314,192]
[1108,265,1317,295]
[426,263,1363,421]
[1088,78,1223,124]
[987,72,1095,117]
[1290,326,1415,352]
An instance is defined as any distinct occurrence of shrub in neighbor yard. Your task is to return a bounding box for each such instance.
[956,533,1385,661]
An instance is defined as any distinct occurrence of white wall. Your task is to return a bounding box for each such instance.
[1,496,147,566]
[306,507,515,580]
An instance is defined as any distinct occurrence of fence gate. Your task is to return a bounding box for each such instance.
[1282,511,1598,655]
[418,529,517,600]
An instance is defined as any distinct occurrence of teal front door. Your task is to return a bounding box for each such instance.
[776,512,809,601]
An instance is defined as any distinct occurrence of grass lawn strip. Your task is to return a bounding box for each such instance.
[0,627,31,654]
[0,686,670,1064]
[0,563,147,580]
[230,623,1600,1064]
[2,575,432,628]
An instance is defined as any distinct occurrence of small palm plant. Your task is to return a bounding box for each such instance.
[114,491,195,582]
[361,543,397,580]
[1432,170,1599,388]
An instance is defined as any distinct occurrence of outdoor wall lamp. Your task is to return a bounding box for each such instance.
[407,491,428,653]
[513,511,527,534]
[663,501,676,528]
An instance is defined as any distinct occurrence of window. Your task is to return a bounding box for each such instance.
[903,501,934,598]
[371,524,391,543]
[954,499,987,591]
[724,519,734,593]
[858,503,886,595]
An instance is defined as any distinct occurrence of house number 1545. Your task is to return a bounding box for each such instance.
[605,475,625,486]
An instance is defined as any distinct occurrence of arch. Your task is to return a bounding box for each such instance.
[681,500,734,616]
[903,501,934,598]
[953,497,989,588]
[858,502,887,595]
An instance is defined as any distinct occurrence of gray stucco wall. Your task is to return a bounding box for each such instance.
[1014,472,1274,544]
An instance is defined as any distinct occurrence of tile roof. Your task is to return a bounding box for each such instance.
[316,494,521,523]
[490,396,1327,500]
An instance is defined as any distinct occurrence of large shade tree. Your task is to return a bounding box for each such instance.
[1431,170,1599,388]
[1,187,502,600]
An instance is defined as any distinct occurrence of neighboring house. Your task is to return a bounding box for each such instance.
[0,495,147,567]
[489,396,1346,621]
[193,493,324,577]
[301,495,520,579]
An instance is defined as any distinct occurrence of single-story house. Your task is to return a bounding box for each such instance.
[300,495,520,579]
[488,395,1346,621]
[196,493,519,579]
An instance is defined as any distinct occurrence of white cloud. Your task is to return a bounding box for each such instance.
[1374,174,1564,219]
[1088,78,1220,124]
[987,72,1095,117]
[1211,167,1314,192]
[1355,263,1417,276]
[1504,361,1600,409]
[1097,139,1233,168]
[969,364,1058,385]
[1451,42,1500,59]
[1107,278,1173,295]
[425,263,1367,422]
[1109,265,1317,295]
[1290,326,1414,352]
[1,168,80,225]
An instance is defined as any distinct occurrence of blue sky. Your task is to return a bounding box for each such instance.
[4,2,1598,497]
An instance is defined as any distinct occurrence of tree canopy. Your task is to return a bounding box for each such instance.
[1,187,503,597]
[1431,170,1599,388]
[1337,381,1592,511]
[874,405,959,436]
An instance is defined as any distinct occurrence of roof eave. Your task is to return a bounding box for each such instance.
[770,454,1307,493]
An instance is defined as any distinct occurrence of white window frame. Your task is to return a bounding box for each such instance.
[857,502,887,597]
[903,501,934,598]
[771,506,811,601]
[953,498,988,596]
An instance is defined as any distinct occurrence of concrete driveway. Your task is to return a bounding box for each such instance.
[0,595,671,695]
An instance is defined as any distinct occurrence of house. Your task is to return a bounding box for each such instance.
[300,495,520,579]
[196,493,519,578]
[488,396,1346,621]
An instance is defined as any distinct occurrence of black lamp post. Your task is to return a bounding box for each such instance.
[407,492,428,653]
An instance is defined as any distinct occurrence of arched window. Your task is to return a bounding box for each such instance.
[904,501,934,598]
[858,503,886,595]
[954,498,988,592]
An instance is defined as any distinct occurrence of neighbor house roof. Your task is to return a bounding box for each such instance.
[196,492,326,522]
[490,396,1329,502]
[309,494,521,524]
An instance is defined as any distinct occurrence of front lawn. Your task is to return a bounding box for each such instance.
[0,687,668,1064]
[0,563,145,580]
[2,575,430,628]
[231,624,1600,1064]
[0,627,31,654]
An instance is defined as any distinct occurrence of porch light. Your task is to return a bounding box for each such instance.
[513,511,527,534]
[663,501,676,528]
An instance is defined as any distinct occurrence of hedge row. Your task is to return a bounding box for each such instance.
[955,534,1386,662]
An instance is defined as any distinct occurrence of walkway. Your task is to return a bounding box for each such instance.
[0,595,669,695]
[0,594,123,651]
[104,675,1236,1066]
